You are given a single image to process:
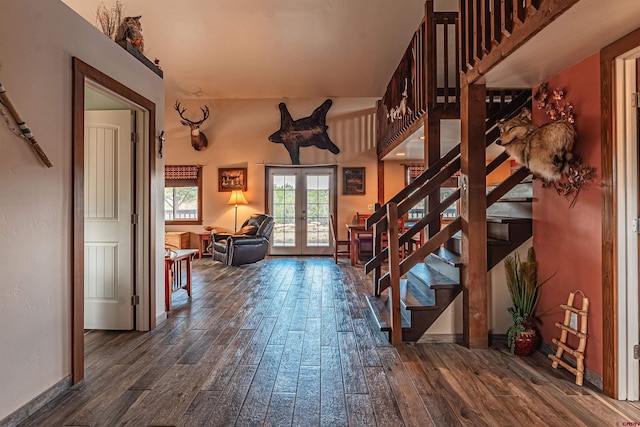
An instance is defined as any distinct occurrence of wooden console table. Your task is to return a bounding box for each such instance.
[164,249,198,312]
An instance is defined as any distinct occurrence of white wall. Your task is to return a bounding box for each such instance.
[0,0,164,420]
[164,98,379,242]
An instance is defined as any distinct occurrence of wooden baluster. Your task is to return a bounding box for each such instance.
[455,16,460,103]
[481,0,491,55]
[443,18,449,109]
[373,221,382,296]
[473,0,481,62]
[462,1,473,70]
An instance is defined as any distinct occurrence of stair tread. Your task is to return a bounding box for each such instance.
[401,278,437,311]
[408,263,460,288]
[486,216,533,224]
[450,232,512,245]
[431,247,462,266]
[494,197,533,202]
[366,294,411,331]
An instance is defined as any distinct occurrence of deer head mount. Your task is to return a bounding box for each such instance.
[174,101,210,151]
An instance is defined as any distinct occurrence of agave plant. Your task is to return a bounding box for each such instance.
[505,247,554,353]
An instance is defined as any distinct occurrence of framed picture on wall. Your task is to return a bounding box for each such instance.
[343,167,365,195]
[218,167,247,192]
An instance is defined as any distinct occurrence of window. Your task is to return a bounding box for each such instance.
[165,165,202,225]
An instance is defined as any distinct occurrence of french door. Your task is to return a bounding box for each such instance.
[267,166,336,255]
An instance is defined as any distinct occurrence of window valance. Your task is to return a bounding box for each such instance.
[165,165,200,187]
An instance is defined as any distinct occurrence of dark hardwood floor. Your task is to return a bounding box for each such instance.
[18,257,640,426]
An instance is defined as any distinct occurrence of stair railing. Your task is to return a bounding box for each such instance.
[366,90,532,343]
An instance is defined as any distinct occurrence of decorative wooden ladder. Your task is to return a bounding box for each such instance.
[548,291,589,386]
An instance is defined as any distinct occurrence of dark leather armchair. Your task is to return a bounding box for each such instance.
[211,214,275,266]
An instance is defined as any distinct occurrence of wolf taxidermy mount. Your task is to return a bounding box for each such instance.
[174,101,210,151]
[115,16,144,53]
[268,99,340,165]
[496,107,576,182]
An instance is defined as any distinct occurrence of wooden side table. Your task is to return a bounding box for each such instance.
[164,249,198,312]
[198,232,213,258]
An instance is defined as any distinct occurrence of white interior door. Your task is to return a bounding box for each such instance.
[268,167,335,256]
[616,54,640,400]
[636,58,640,398]
[84,110,134,330]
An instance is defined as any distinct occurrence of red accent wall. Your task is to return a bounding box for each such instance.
[532,53,603,377]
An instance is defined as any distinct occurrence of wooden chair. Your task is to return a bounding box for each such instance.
[400,218,424,256]
[354,212,373,261]
[355,212,370,225]
[381,218,412,259]
[330,214,350,263]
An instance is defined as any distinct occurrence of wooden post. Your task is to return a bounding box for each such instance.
[425,0,435,109]
[377,160,385,205]
[423,0,439,240]
[373,220,382,296]
[460,81,488,349]
[387,202,402,345]
[424,116,441,239]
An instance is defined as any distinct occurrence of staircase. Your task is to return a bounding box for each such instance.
[365,91,534,343]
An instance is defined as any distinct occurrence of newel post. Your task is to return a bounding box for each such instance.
[460,81,488,349]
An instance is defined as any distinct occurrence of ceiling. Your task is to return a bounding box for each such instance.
[63,0,640,162]
[62,0,429,100]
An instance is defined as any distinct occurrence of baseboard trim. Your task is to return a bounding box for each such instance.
[0,376,72,427]
[156,311,167,326]
[418,333,508,346]
[417,333,462,344]
[539,342,603,390]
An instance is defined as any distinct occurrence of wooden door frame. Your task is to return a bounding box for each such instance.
[601,27,640,399]
[72,57,157,383]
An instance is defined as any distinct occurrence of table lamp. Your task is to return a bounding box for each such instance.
[227,189,248,233]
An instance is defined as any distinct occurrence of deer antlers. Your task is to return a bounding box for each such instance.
[174,101,209,126]
[174,100,210,151]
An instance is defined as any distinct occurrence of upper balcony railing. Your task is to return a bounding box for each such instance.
[376,11,459,157]
[459,0,577,83]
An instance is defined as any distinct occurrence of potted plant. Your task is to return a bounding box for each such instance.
[505,247,554,355]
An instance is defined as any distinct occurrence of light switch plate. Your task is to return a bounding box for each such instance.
[569,312,578,330]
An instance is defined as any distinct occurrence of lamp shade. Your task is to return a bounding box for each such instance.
[227,189,248,205]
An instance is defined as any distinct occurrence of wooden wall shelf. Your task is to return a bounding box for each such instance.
[116,40,163,78]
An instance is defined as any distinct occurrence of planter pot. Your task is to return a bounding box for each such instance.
[514,330,539,356]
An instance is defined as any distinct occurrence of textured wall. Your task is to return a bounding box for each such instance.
[532,53,603,376]
[0,0,164,420]
[163,98,380,242]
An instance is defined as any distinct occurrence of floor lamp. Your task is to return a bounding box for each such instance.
[227,189,248,233]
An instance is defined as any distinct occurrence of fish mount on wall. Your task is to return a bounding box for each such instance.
[268,99,339,165]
